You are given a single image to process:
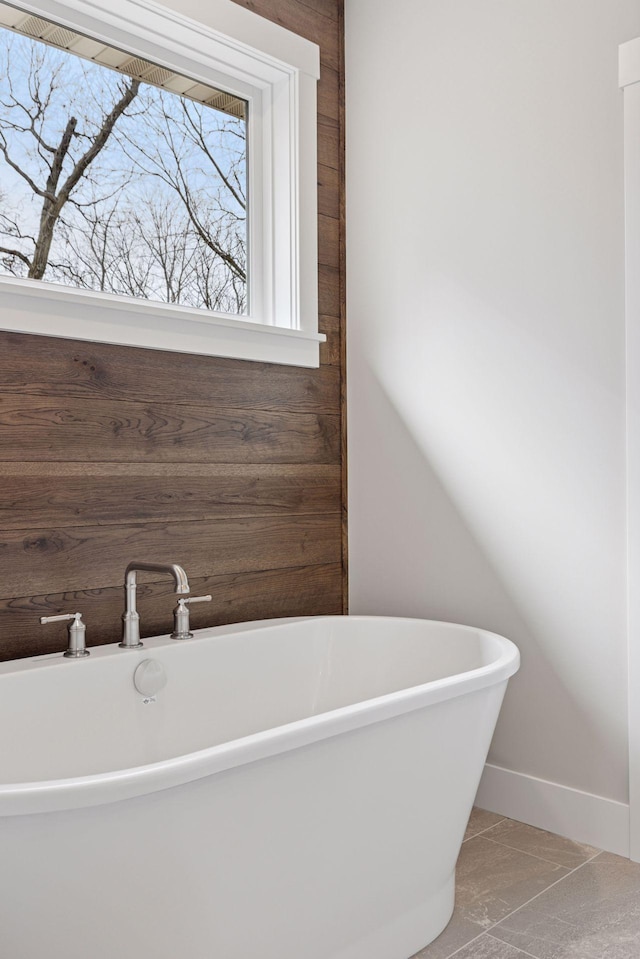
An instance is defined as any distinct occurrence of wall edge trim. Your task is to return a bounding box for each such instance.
[475,762,630,858]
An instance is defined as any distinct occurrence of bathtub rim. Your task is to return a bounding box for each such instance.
[0,615,519,817]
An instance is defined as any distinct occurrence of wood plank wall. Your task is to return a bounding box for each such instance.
[0,0,346,661]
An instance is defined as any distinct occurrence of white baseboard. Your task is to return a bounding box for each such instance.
[475,762,631,859]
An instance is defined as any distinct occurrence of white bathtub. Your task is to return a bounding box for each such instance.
[0,615,518,959]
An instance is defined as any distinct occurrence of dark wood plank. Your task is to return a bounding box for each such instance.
[233,0,338,25]
[318,114,340,170]
[0,465,341,529]
[318,264,340,317]
[318,65,339,121]
[0,563,343,660]
[294,0,338,22]
[318,213,340,268]
[319,315,340,366]
[318,162,340,219]
[0,395,340,463]
[0,332,340,413]
[0,513,342,597]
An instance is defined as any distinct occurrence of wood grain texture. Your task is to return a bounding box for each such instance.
[0,0,346,661]
[318,66,339,121]
[296,0,338,24]
[0,332,340,412]
[318,164,340,219]
[0,465,341,529]
[0,395,339,463]
[318,115,340,170]
[0,514,342,596]
[319,315,340,366]
[318,264,340,317]
[319,214,340,268]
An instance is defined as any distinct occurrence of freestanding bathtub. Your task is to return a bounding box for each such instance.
[0,615,518,959]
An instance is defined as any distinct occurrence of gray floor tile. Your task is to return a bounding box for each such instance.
[592,850,634,865]
[455,837,569,929]
[453,933,538,957]
[482,819,599,868]
[464,807,507,842]
[412,837,568,958]
[411,912,485,959]
[491,853,640,958]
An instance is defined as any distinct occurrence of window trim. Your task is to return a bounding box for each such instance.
[0,0,323,367]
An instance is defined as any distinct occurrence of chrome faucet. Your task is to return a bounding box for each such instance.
[120,562,190,649]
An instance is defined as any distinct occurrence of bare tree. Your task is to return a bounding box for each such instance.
[0,29,248,314]
[120,90,247,288]
[53,202,136,293]
[0,198,35,273]
[0,39,140,279]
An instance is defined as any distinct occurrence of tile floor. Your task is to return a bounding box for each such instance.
[412,808,640,959]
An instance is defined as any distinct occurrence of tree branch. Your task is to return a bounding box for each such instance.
[55,79,140,210]
[0,245,32,268]
[0,133,52,198]
[181,102,246,210]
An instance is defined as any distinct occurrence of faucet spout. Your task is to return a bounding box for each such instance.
[120,562,190,649]
[125,562,190,595]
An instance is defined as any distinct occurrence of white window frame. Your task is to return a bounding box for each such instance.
[0,0,323,366]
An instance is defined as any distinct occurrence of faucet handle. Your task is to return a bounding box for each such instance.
[40,612,90,658]
[171,595,212,640]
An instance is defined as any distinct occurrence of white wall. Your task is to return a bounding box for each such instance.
[346,0,640,842]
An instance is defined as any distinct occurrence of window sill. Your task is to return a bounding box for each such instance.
[0,276,325,367]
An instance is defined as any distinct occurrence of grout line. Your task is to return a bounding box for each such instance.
[440,849,602,959]
[462,817,508,842]
[442,929,493,958]
[492,851,600,918]
[479,834,591,870]
[485,933,540,959]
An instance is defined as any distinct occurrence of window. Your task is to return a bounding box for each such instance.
[0,9,249,313]
[0,0,322,366]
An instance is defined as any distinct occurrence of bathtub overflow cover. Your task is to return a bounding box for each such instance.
[133,659,167,698]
